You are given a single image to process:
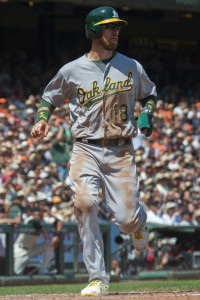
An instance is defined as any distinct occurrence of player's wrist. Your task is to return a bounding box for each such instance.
[141,107,153,115]
[36,109,51,123]
[141,97,157,114]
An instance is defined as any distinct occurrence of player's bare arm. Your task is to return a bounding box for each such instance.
[31,107,50,138]
[31,100,56,139]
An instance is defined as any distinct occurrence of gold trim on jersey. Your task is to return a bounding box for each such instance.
[77,72,133,110]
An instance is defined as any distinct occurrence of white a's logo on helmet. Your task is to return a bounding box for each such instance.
[112,10,119,18]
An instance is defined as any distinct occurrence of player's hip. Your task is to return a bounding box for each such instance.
[70,141,135,170]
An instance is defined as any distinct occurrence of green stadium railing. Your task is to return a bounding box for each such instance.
[1,221,200,277]
[0,220,111,276]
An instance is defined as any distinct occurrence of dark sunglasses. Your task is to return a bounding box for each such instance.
[101,23,121,31]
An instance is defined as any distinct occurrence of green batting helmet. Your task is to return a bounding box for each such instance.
[85,6,127,40]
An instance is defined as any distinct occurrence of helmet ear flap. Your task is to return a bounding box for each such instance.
[86,24,103,40]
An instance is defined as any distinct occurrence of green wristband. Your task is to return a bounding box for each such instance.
[36,110,50,123]
[141,97,157,114]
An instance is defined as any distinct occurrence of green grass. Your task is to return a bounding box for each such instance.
[0,280,200,295]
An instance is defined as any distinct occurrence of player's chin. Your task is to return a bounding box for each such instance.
[108,41,118,50]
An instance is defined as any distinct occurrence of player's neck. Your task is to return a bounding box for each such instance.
[88,47,113,61]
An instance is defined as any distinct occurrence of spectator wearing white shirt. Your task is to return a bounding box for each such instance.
[162,202,178,225]
[147,198,164,224]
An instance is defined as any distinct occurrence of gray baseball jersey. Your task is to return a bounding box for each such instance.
[42,52,157,139]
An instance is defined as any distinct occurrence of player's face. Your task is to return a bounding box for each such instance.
[99,23,120,50]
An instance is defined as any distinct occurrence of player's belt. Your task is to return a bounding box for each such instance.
[76,137,131,147]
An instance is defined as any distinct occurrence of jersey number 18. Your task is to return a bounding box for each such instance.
[113,103,128,124]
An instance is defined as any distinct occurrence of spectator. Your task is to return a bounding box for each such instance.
[178,210,195,226]
[51,121,72,182]
[173,202,186,225]
[193,210,200,226]
[162,202,178,225]
[143,232,155,271]
[9,190,25,219]
[158,245,171,270]
[110,258,121,276]
[146,198,164,224]
[50,196,65,221]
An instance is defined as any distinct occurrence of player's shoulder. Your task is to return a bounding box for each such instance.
[60,55,86,73]
[115,52,143,68]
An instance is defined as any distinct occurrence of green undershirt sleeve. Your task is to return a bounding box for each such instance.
[38,99,56,114]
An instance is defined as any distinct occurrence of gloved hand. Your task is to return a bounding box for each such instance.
[138,112,153,137]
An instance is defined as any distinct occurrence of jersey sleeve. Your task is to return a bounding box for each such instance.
[135,61,157,101]
[42,70,70,108]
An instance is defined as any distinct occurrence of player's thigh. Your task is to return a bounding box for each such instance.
[69,142,102,208]
[103,145,139,224]
[29,242,52,258]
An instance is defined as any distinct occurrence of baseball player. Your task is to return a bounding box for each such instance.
[31,6,157,296]
[14,202,63,275]
[14,206,54,275]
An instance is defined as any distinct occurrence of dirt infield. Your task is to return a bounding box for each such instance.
[0,291,200,300]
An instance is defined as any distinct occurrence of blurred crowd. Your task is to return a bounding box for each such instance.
[134,97,200,227]
[0,49,200,274]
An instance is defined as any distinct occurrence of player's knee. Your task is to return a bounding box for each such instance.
[118,218,139,234]
[117,205,147,234]
[75,197,95,214]
[118,209,147,234]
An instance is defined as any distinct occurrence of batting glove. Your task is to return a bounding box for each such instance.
[138,111,153,137]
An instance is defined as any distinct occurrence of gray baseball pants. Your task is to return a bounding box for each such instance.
[69,141,147,285]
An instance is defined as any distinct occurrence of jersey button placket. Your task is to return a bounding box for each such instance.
[102,75,107,140]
